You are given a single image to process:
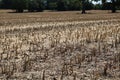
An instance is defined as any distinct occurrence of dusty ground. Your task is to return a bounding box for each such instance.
[0,10,120,25]
[0,10,120,80]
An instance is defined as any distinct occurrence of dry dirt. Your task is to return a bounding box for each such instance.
[0,10,120,80]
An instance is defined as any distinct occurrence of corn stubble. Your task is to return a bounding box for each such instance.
[0,11,120,80]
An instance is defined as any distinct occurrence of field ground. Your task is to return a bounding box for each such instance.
[0,10,120,80]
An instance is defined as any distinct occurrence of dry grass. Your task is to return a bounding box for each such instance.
[0,10,120,80]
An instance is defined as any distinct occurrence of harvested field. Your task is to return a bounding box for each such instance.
[0,10,120,80]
